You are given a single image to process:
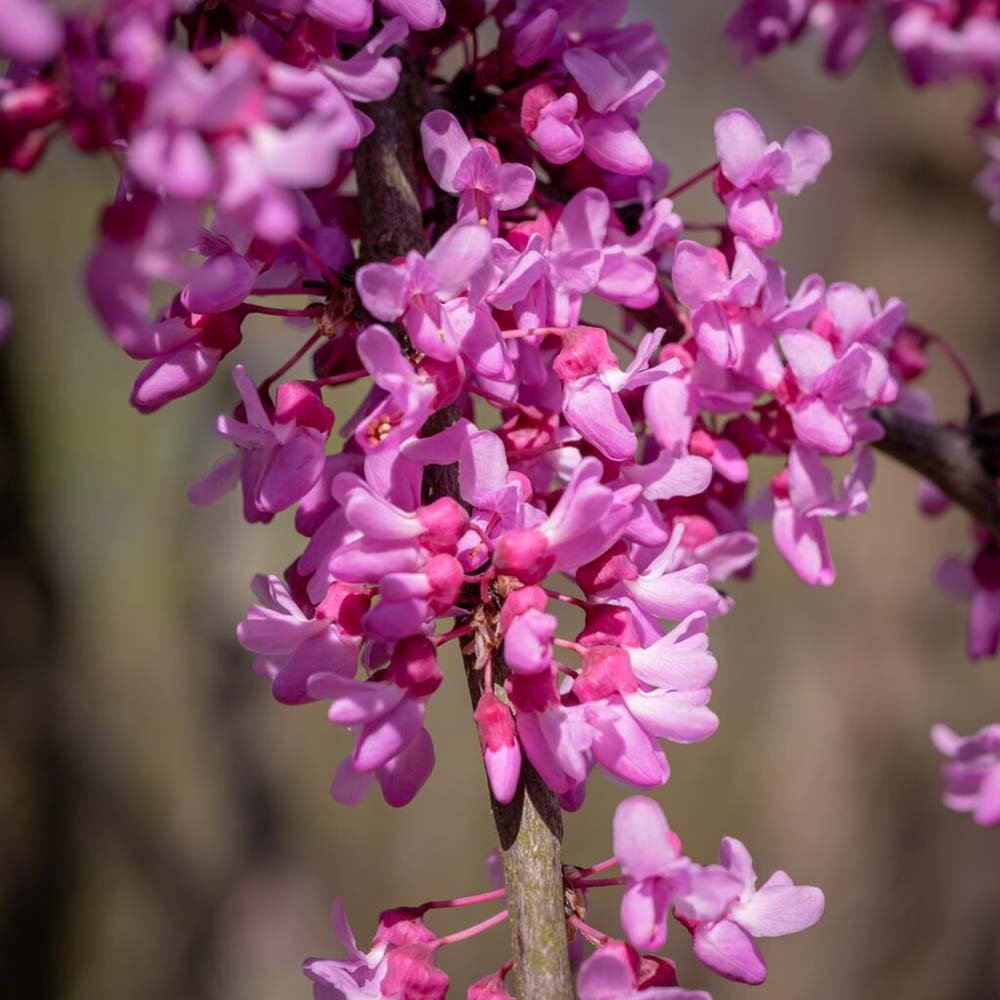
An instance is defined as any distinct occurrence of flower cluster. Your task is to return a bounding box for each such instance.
[3,0,996,993]
[726,1,1000,218]
[306,796,823,998]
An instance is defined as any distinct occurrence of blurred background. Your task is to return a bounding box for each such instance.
[2,4,1000,998]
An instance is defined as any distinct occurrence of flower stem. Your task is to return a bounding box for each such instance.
[435,909,509,948]
[666,162,719,199]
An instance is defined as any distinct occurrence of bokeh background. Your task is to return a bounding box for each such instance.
[3,4,1000,998]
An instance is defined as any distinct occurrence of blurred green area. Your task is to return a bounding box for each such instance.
[2,6,1000,998]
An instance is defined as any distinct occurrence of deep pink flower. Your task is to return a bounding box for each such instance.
[238,574,365,705]
[931,722,1000,827]
[713,108,831,246]
[356,224,493,360]
[0,0,64,66]
[314,636,441,808]
[613,797,739,951]
[421,110,536,232]
[936,527,1000,659]
[304,899,390,999]
[577,940,711,1000]
[682,837,824,986]
[188,365,334,522]
[767,444,872,586]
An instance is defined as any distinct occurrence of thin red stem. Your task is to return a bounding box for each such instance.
[435,909,509,948]
[469,385,537,417]
[568,857,619,878]
[666,162,719,199]
[928,332,983,413]
[434,624,476,646]
[422,887,506,911]
[242,304,321,319]
[574,876,627,889]
[568,915,610,946]
[247,286,320,297]
[315,369,368,388]
[541,587,588,609]
[293,234,344,287]
[261,332,322,389]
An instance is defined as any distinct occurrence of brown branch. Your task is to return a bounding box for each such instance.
[355,68,574,998]
[873,407,1000,534]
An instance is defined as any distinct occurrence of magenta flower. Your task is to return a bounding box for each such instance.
[553,326,678,461]
[421,110,536,232]
[777,330,892,456]
[188,365,334,523]
[577,940,711,1000]
[613,797,739,951]
[0,0,64,66]
[474,691,522,805]
[501,586,558,675]
[562,46,664,176]
[602,529,725,643]
[521,85,585,165]
[936,527,1000,660]
[237,574,365,705]
[352,324,437,455]
[304,899,389,999]
[931,722,1000,827]
[682,837,824,986]
[356,224,493,360]
[769,445,873,587]
[494,458,641,583]
[314,636,441,808]
[713,108,831,246]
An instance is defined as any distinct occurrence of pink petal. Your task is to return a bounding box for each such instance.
[580,112,653,175]
[714,108,768,188]
[724,187,781,247]
[781,127,832,195]
[734,884,824,937]
[377,727,436,807]
[613,795,676,879]
[420,110,471,193]
[693,919,767,985]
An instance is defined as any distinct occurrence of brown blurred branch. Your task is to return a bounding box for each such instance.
[873,407,1000,534]
[355,66,573,998]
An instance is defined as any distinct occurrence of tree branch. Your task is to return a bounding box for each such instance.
[354,68,574,999]
[873,406,1000,534]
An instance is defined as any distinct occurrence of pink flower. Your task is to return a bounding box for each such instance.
[713,108,831,246]
[494,458,641,583]
[931,722,1000,827]
[769,445,873,587]
[474,691,522,805]
[421,110,536,232]
[681,837,824,986]
[188,365,334,522]
[577,940,711,1000]
[237,574,365,705]
[355,224,493,360]
[553,326,678,461]
[521,85,585,165]
[936,527,1000,659]
[304,899,389,999]
[314,636,441,808]
[562,46,664,176]
[352,324,437,455]
[0,0,64,66]
[777,330,892,455]
[613,797,740,951]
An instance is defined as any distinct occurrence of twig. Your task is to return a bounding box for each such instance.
[873,407,1000,534]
